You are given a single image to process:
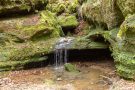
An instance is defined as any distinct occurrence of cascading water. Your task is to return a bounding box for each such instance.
[54,37,74,69]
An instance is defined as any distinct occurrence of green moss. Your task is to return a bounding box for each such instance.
[72,36,108,49]
[116,64,135,79]
[46,0,79,15]
[0,56,48,71]
[0,0,48,15]
[0,10,64,41]
[0,37,59,71]
[58,15,79,28]
[0,33,24,46]
[0,9,65,71]
[109,14,135,80]
[0,38,58,61]
[80,0,124,29]
[64,63,79,73]
[67,0,79,14]
[117,14,135,40]
[16,24,53,40]
[114,52,135,69]
[117,0,135,17]
[46,3,66,15]
[40,10,64,37]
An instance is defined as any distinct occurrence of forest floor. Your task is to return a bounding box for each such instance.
[0,58,135,90]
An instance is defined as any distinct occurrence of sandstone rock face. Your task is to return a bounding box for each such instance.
[0,10,63,41]
[46,0,78,14]
[0,38,58,71]
[80,0,124,29]
[58,15,79,29]
[0,0,48,16]
[117,0,135,17]
[0,10,64,70]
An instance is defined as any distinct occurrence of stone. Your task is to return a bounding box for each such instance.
[80,0,124,29]
[113,14,135,80]
[64,63,79,73]
[0,0,48,16]
[58,15,79,29]
[0,33,24,46]
[0,10,64,41]
[0,38,59,71]
[117,0,135,17]
[46,0,79,15]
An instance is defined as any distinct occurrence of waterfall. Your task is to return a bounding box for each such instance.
[54,37,74,69]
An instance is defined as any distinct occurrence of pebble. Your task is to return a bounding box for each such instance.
[57,77,62,81]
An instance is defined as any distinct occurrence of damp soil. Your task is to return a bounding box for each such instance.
[0,59,135,90]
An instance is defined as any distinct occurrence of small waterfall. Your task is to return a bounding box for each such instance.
[54,37,74,69]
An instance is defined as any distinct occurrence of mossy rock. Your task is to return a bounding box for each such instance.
[64,63,79,73]
[116,64,135,80]
[46,0,79,15]
[0,38,58,62]
[0,33,24,46]
[72,37,108,49]
[0,56,48,71]
[0,0,48,16]
[111,14,135,80]
[0,38,59,71]
[80,0,124,29]
[117,0,135,17]
[46,2,66,15]
[72,27,113,49]
[58,15,79,29]
[0,10,64,41]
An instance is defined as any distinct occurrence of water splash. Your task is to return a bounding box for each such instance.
[54,37,74,69]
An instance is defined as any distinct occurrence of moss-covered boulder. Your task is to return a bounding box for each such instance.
[64,63,79,73]
[46,0,79,15]
[0,10,63,41]
[0,38,59,71]
[58,15,79,29]
[80,0,124,29]
[0,0,48,16]
[117,0,135,17]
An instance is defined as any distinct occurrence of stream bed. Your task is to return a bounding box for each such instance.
[0,58,135,90]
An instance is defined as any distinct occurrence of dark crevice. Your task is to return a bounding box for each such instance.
[16,48,113,70]
[62,27,77,35]
[48,48,113,65]
[23,59,49,69]
[0,3,47,18]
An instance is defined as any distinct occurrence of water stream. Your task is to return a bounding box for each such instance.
[54,37,74,69]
